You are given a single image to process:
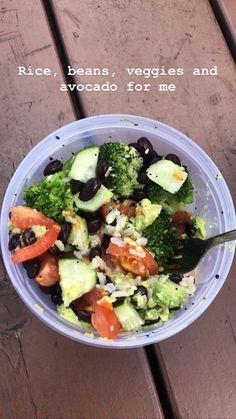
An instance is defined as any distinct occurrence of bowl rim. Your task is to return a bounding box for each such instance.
[1,113,235,348]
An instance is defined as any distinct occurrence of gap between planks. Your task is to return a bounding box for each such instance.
[209,0,236,62]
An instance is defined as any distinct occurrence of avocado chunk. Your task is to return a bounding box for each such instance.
[152,278,187,308]
[193,216,206,239]
[147,159,188,194]
[58,305,91,328]
[59,259,96,306]
[69,146,99,182]
[74,185,113,212]
[135,198,162,231]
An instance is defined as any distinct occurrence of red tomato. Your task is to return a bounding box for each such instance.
[119,255,147,278]
[172,211,191,225]
[10,206,61,264]
[91,304,121,339]
[10,206,55,230]
[107,242,158,277]
[35,253,59,286]
[117,199,137,218]
[74,287,107,310]
[100,202,113,219]
[11,224,60,263]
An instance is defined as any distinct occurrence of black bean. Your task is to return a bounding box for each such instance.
[102,234,111,250]
[21,228,37,246]
[149,152,163,165]
[137,170,150,184]
[89,247,105,260]
[79,210,100,220]
[96,160,110,182]
[105,275,112,284]
[58,222,72,244]
[110,218,117,227]
[128,142,142,153]
[185,222,196,238]
[8,233,21,251]
[71,179,84,195]
[51,283,63,305]
[39,285,54,295]
[165,154,181,166]
[144,319,160,326]
[113,297,126,307]
[137,137,154,161]
[71,306,91,323]
[51,294,63,305]
[49,245,64,257]
[43,159,63,176]
[87,216,102,234]
[79,178,101,201]
[23,258,41,279]
[8,211,11,219]
[134,285,148,297]
[137,137,153,151]
[169,273,183,284]
[132,190,147,202]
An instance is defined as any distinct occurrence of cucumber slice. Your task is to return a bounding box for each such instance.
[59,259,96,306]
[114,302,144,331]
[147,159,188,194]
[74,185,113,212]
[69,146,99,182]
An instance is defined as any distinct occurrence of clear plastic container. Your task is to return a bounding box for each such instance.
[1,114,235,348]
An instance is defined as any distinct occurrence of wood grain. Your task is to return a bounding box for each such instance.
[51,0,236,201]
[50,1,236,418]
[0,1,163,418]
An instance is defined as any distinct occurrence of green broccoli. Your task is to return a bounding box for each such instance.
[24,171,74,222]
[143,210,180,269]
[145,173,194,212]
[98,142,143,198]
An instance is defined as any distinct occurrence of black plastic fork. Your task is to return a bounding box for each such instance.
[164,229,236,274]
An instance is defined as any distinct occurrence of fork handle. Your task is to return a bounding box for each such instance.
[207,229,236,248]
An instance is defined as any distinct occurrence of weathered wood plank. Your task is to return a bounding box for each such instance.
[51,0,236,201]
[51,1,236,417]
[0,1,163,418]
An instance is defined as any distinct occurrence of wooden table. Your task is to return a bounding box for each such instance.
[0,1,235,418]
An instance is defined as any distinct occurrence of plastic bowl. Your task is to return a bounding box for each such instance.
[1,114,235,348]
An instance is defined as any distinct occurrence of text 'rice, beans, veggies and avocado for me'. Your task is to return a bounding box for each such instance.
[8,137,206,339]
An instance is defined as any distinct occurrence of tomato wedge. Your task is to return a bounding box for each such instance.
[73,287,107,311]
[119,255,147,277]
[171,211,191,225]
[11,225,60,263]
[35,252,59,286]
[107,242,158,277]
[91,304,121,339]
[10,206,61,264]
[10,206,55,230]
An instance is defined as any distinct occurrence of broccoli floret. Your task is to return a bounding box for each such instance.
[145,173,194,212]
[143,210,180,269]
[24,171,74,222]
[98,142,143,198]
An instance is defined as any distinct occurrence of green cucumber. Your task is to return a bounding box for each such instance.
[114,302,144,331]
[147,159,188,194]
[74,185,113,212]
[59,259,96,306]
[69,146,99,182]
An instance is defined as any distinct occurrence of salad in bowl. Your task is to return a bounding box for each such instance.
[7,136,206,340]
